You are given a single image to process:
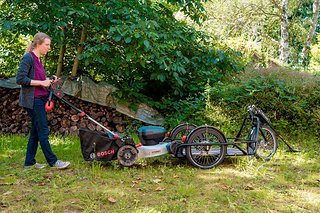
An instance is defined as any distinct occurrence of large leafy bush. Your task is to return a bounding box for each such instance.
[207,67,320,135]
[0,0,242,103]
[80,1,242,102]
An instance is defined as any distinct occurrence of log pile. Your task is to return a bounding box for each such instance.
[0,88,132,135]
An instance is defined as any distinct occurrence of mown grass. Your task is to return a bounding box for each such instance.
[0,133,319,212]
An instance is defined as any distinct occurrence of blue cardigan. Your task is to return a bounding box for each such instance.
[16,53,35,109]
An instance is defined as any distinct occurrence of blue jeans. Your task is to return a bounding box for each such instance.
[24,97,58,166]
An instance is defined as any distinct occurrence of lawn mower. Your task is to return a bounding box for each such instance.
[47,79,205,167]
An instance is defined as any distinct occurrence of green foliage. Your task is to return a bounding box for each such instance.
[287,0,316,64]
[310,35,320,72]
[0,31,28,77]
[0,0,242,103]
[157,95,208,128]
[207,67,320,135]
[201,0,319,67]
[166,0,208,23]
[81,1,242,102]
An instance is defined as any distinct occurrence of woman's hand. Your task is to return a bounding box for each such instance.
[30,79,51,87]
[41,79,52,87]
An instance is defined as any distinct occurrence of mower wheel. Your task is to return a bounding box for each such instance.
[117,145,138,167]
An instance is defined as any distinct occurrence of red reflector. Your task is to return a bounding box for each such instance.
[113,134,119,139]
[181,135,187,143]
[166,132,170,137]
[136,143,142,148]
[81,112,86,117]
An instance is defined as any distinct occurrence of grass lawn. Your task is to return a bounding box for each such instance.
[0,133,319,212]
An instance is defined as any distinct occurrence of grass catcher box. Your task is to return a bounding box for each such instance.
[79,128,122,161]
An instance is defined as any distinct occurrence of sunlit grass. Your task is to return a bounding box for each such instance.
[0,133,319,212]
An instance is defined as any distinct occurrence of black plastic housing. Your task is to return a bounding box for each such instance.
[138,126,166,146]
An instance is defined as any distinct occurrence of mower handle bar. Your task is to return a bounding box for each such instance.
[50,82,120,139]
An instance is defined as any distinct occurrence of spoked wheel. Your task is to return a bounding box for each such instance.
[170,123,197,141]
[117,145,138,167]
[249,125,278,161]
[185,126,227,169]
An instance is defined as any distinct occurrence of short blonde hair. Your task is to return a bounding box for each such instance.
[25,32,51,53]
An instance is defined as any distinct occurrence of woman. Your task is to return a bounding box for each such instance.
[16,32,70,169]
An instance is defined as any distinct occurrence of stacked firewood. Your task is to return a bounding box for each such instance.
[0,88,131,135]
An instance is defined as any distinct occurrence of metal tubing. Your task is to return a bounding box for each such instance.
[56,93,118,137]
[85,114,116,136]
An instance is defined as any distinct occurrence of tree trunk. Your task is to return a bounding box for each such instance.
[71,24,88,78]
[301,0,320,65]
[279,0,289,64]
[56,26,67,77]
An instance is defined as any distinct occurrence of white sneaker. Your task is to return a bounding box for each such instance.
[53,160,70,169]
[24,163,46,169]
